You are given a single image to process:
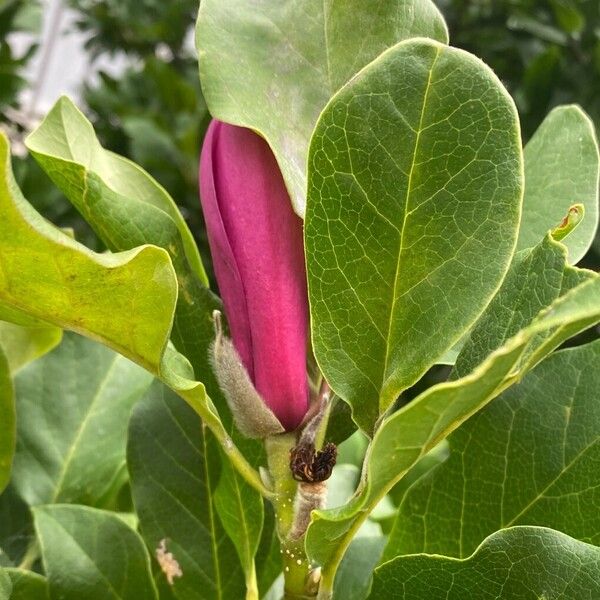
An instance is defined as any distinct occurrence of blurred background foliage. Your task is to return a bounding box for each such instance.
[1,0,599,267]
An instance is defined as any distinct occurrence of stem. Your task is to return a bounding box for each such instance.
[245,564,259,600]
[265,434,316,600]
[17,541,39,571]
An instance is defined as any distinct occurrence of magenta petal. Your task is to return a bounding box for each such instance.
[199,120,309,430]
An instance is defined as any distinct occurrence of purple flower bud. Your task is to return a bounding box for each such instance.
[199,120,309,431]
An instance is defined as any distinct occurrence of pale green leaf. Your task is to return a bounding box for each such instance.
[371,527,600,599]
[385,339,600,559]
[332,537,385,600]
[26,97,206,285]
[305,38,523,431]
[517,105,599,264]
[127,383,246,600]
[306,273,600,573]
[196,0,448,215]
[0,568,9,599]
[0,132,262,496]
[11,332,152,507]
[0,321,61,375]
[34,504,157,600]
[0,347,14,495]
[0,131,177,373]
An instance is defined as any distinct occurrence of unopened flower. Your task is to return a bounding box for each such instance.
[199,120,309,435]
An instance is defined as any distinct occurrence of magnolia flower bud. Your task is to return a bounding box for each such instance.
[199,120,309,433]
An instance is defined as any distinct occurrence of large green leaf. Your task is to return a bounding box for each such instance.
[0,347,13,495]
[0,321,61,375]
[0,132,264,495]
[127,383,246,600]
[371,527,600,599]
[517,105,599,264]
[0,131,177,372]
[3,569,48,599]
[0,568,9,599]
[385,339,600,559]
[305,38,523,431]
[34,505,157,600]
[196,0,448,215]
[25,98,221,382]
[305,273,600,579]
[11,332,152,507]
[26,97,206,285]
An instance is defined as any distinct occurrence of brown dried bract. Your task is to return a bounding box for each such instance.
[290,442,337,483]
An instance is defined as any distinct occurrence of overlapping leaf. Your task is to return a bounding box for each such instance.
[306,273,600,576]
[305,38,523,431]
[385,339,600,559]
[196,0,448,215]
[11,332,152,507]
[34,505,157,600]
[127,383,247,600]
[517,105,599,264]
[371,527,600,599]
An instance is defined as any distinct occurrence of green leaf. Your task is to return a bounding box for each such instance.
[305,273,600,574]
[0,321,61,374]
[11,332,152,507]
[0,131,178,373]
[127,383,246,600]
[385,339,600,559]
[305,38,523,431]
[371,527,600,599]
[332,537,385,600]
[0,346,14,495]
[214,460,263,595]
[196,0,448,215]
[34,504,158,600]
[4,568,48,599]
[517,105,599,264]
[25,96,206,285]
[454,234,594,379]
[0,485,31,565]
[25,98,221,383]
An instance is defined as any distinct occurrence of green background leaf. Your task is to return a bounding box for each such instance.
[34,504,157,600]
[196,0,448,215]
[0,347,14,494]
[4,568,48,599]
[371,527,600,599]
[385,339,600,559]
[11,332,152,507]
[127,383,246,600]
[305,38,522,431]
[517,105,599,264]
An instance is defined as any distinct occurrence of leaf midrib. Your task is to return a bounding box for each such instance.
[381,45,442,402]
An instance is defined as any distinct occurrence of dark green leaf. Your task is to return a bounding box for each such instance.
[386,339,600,558]
[372,527,600,599]
[127,383,246,600]
[4,568,48,599]
[34,504,157,600]
[306,38,522,431]
[0,346,14,494]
